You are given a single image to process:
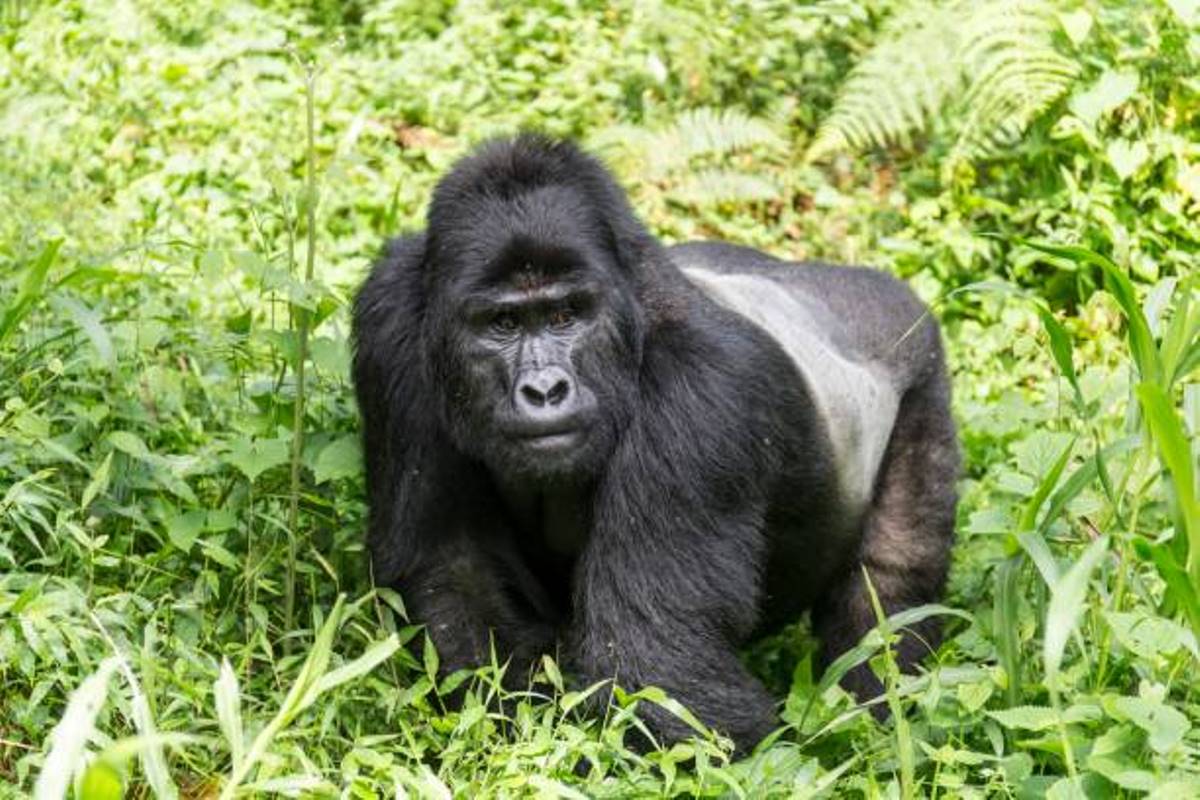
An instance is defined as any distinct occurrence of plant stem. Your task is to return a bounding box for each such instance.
[1049,684,1078,780]
[286,60,318,640]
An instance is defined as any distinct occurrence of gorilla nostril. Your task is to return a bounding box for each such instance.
[520,383,547,407]
[546,379,570,406]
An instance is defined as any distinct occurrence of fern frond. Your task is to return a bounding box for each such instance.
[807,0,1079,166]
[671,169,780,206]
[667,107,785,162]
[591,108,783,180]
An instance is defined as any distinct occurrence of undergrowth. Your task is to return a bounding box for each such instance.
[1,1,1198,797]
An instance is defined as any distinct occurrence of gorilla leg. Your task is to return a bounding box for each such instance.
[812,367,958,709]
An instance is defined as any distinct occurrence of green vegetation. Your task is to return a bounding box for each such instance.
[2,0,1198,796]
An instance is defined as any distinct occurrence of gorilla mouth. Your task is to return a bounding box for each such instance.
[520,431,583,452]
[503,415,592,452]
[509,421,585,441]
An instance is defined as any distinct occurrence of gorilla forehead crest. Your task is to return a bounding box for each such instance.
[425,135,641,284]
[351,134,959,755]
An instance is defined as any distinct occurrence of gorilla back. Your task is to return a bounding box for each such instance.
[352,134,958,752]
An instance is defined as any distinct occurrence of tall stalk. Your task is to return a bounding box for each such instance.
[286,60,318,639]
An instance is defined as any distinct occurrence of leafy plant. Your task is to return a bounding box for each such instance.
[807,0,1079,170]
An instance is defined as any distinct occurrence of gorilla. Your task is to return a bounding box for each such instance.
[352,134,958,753]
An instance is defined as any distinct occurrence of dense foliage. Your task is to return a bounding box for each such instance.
[1,0,1198,796]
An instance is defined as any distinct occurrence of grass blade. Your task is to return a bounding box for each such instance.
[1132,536,1200,639]
[34,658,118,800]
[1021,240,1161,383]
[215,659,245,772]
[311,634,401,696]
[1018,436,1075,532]
[994,556,1024,706]
[1137,382,1200,583]
[1035,304,1084,411]
[0,239,61,345]
[1044,536,1109,686]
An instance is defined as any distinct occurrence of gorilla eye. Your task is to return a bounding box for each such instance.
[491,312,519,334]
[549,306,576,329]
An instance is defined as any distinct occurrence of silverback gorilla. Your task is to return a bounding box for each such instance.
[351,134,958,752]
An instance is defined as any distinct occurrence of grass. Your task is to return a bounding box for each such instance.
[1,0,1198,797]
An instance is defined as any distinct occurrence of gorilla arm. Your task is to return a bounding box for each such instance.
[352,237,554,680]
[568,443,778,752]
[564,338,782,753]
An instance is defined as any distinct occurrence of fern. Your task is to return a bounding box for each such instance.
[807,0,1079,167]
[591,107,784,206]
[671,169,780,205]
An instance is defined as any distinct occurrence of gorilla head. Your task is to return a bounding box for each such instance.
[419,137,648,482]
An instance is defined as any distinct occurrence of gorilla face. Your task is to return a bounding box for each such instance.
[425,189,643,483]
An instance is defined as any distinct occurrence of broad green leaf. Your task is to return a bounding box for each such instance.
[81,452,113,510]
[991,706,1049,731]
[165,511,205,552]
[1069,70,1138,126]
[376,587,408,622]
[1056,9,1093,46]
[1012,431,1074,482]
[313,435,362,484]
[1166,0,1199,25]
[1044,536,1109,685]
[224,437,290,482]
[78,761,122,800]
[108,431,151,459]
[1107,691,1190,754]
[1087,724,1155,791]
[224,308,252,335]
[986,704,1100,731]
[965,506,1014,535]
[1105,611,1199,662]
[631,686,711,737]
[1106,139,1149,181]
[309,335,349,378]
[1046,776,1088,800]
[165,509,238,554]
[560,679,610,714]
[1148,780,1200,799]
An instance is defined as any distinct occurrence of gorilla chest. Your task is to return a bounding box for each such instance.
[496,481,591,617]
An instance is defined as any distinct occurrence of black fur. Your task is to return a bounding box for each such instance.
[351,134,958,752]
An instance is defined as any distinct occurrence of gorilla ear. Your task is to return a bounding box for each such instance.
[596,204,683,327]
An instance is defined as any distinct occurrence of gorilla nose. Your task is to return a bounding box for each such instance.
[515,367,574,413]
